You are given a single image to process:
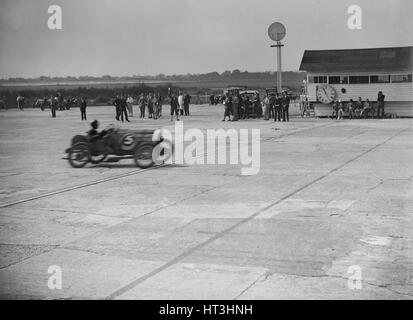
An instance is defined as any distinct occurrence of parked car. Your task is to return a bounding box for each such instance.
[223,87,243,97]
[239,90,262,118]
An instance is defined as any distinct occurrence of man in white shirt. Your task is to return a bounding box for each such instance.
[126,95,134,117]
[178,92,184,116]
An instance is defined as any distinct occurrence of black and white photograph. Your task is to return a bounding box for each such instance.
[0,0,412,304]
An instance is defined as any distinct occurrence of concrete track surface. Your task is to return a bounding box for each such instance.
[0,105,412,299]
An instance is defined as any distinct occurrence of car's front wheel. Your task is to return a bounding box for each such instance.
[68,144,90,168]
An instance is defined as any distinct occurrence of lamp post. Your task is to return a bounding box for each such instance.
[268,22,286,93]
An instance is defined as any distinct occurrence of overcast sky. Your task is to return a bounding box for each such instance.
[0,0,412,78]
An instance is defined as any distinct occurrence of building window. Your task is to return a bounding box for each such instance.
[349,76,369,84]
[309,76,327,84]
[390,74,412,83]
[328,76,348,84]
[370,75,390,83]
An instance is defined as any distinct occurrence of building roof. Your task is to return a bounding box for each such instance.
[299,46,413,73]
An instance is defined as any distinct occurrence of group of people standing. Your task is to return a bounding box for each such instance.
[112,94,132,122]
[222,92,262,121]
[136,93,163,120]
[168,90,191,121]
[111,93,163,122]
[29,93,86,119]
[331,91,386,120]
[111,91,192,122]
[261,91,291,122]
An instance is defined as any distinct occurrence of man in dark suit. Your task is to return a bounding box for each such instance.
[282,91,290,122]
[274,94,282,122]
[184,93,191,116]
[377,91,385,118]
[119,94,129,122]
[80,97,87,120]
[112,95,122,121]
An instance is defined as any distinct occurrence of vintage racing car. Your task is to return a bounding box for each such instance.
[65,125,173,168]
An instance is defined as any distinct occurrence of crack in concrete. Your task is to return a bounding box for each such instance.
[233,271,270,300]
[142,185,219,217]
[59,246,110,258]
[234,270,413,299]
[368,176,413,193]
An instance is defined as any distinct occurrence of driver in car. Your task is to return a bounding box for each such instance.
[88,120,113,153]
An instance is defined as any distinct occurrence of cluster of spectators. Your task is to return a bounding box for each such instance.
[168,90,191,121]
[136,93,163,120]
[331,91,386,120]
[111,93,165,122]
[222,92,262,121]
[261,91,291,122]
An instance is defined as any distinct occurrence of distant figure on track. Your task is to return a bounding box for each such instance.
[157,93,163,118]
[51,96,57,118]
[80,97,87,120]
[152,93,159,120]
[113,95,122,121]
[147,93,154,118]
[282,91,290,122]
[263,95,270,120]
[274,94,282,122]
[126,95,134,117]
[178,92,184,116]
[222,95,232,121]
[138,93,146,118]
[184,93,191,116]
[377,91,385,118]
[119,94,130,122]
[170,93,180,121]
[16,95,25,110]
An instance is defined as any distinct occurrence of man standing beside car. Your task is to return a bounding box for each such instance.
[231,93,240,121]
[282,91,290,122]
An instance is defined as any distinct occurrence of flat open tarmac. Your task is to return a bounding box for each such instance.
[0,105,412,299]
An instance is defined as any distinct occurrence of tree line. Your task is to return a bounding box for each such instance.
[0,70,305,84]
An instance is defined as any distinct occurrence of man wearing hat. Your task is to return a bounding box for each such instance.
[282,91,290,122]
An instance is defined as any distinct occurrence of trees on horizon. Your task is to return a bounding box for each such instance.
[1,70,305,83]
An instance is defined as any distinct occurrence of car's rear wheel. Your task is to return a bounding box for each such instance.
[134,144,154,168]
[68,144,90,168]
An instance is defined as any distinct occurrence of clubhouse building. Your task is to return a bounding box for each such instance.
[299,46,413,117]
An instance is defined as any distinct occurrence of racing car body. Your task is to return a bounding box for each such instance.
[65,126,172,168]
